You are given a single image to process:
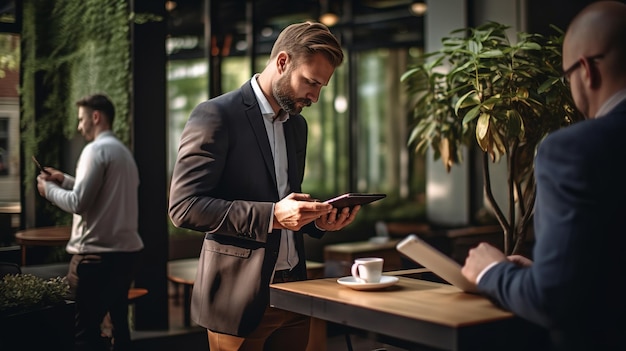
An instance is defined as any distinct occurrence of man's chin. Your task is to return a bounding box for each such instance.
[293,103,311,115]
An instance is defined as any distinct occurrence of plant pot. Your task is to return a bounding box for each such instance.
[0,300,75,350]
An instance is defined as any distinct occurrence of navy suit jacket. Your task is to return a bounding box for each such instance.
[479,100,626,350]
[168,80,324,336]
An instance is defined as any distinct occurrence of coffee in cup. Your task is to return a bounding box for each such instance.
[351,257,384,283]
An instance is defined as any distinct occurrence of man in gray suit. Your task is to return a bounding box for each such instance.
[461,2,626,350]
[169,22,358,350]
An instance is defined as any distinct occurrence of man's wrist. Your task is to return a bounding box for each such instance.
[476,261,499,284]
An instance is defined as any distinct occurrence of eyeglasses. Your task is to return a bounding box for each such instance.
[560,54,604,84]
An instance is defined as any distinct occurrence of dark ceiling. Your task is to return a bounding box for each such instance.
[167,0,425,59]
[0,0,424,59]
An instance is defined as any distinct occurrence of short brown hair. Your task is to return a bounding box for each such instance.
[270,21,344,68]
[76,93,115,125]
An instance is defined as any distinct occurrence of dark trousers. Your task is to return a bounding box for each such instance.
[67,251,140,351]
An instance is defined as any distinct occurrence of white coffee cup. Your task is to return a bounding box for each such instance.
[351,257,384,283]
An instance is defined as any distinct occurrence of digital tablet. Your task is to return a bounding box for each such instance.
[323,193,386,208]
[396,234,478,293]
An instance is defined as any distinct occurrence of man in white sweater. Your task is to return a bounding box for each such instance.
[37,93,144,351]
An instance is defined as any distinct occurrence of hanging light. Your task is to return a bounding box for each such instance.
[319,0,339,27]
[319,12,339,27]
[409,0,427,16]
[165,1,177,12]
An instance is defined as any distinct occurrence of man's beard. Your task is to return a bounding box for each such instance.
[272,71,312,115]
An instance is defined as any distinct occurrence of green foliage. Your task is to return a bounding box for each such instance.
[0,274,70,315]
[21,0,132,224]
[401,22,583,254]
[21,0,131,172]
[402,22,581,169]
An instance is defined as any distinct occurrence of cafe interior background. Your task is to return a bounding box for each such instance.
[0,0,604,335]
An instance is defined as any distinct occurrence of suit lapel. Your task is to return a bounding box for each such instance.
[246,109,278,191]
[241,82,278,191]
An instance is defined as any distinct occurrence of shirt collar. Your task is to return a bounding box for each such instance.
[250,74,289,123]
[595,88,626,118]
[95,130,114,140]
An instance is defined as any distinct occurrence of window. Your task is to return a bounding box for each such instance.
[0,118,8,175]
[166,47,427,223]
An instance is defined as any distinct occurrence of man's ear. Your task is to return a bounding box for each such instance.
[582,57,601,89]
[276,52,289,73]
[92,110,102,124]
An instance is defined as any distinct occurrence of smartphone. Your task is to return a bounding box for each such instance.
[32,155,51,175]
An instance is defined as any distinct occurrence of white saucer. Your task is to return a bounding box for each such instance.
[337,275,399,291]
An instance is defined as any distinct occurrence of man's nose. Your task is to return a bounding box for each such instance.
[307,88,321,103]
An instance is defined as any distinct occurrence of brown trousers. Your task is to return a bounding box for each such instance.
[207,306,310,351]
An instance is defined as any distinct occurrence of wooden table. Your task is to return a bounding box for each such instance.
[270,269,547,351]
[14,226,71,266]
[0,202,20,245]
[167,258,198,327]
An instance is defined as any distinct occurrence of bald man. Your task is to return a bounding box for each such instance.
[461,1,626,350]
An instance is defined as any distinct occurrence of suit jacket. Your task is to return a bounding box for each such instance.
[479,100,626,350]
[168,80,324,336]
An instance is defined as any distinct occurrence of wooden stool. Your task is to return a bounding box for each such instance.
[127,287,149,301]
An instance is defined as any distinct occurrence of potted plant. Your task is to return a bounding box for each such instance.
[401,22,583,255]
[0,273,74,349]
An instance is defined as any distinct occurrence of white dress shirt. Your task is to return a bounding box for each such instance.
[250,74,299,271]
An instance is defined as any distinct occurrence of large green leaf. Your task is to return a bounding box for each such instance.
[478,49,505,58]
[461,105,482,124]
[455,90,479,113]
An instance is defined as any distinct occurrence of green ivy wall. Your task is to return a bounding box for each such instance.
[21,0,131,224]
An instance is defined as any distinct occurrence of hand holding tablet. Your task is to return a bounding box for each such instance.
[32,156,51,175]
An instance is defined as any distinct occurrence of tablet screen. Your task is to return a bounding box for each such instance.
[323,193,386,208]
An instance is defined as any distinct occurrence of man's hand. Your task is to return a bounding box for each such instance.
[36,168,64,197]
[507,254,533,267]
[314,205,360,231]
[461,242,507,284]
[273,193,332,231]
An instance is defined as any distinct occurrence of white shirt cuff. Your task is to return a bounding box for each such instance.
[476,261,499,284]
